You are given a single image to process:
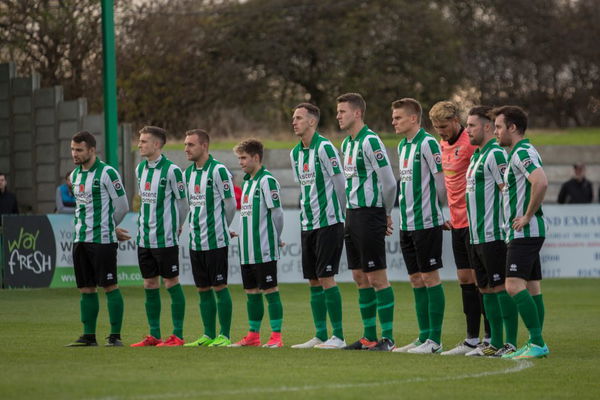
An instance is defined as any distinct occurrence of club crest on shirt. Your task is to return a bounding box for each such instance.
[271,190,279,201]
[433,153,442,164]
[177,181,185,192]
[145,181,151,191]
[194,184,200,193]
[79,184,85,193]
[374,149,385,161]
[303,163,309,172]
[522,158,532,168]
[330,157,338,168]
[454,147,461,158]
[112,180,122,191]
[499,164,507,175]
[223,181,231,192]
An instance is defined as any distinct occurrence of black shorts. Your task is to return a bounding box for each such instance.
[137,246,180,279]
[506,237,544,281]
[344,208,387,272]
[73,242,118,288]
[241,261,278,290]
[301,223,344,280]
[469,240,507,288]
[400,226,443,275]
[190,247,229,288]
[451,227,472,269]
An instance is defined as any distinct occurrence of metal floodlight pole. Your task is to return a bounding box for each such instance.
[101,0,119,168]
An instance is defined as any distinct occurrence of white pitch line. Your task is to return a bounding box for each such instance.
[90,360,533,400]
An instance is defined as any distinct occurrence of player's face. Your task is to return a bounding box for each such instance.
[336,102,359,131]
[184,134,207,162]
[292,108,315,138]
[71,141,94,166]
[237,151,260,175]
[466,115,485,146]
[391,107,415,135]
[494,114,512,147]
[432,118,461,141]
[138,133,161,158]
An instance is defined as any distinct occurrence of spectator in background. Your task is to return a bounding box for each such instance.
[0,172,19,225]
[56,170,76,214]
[557,163,593,204]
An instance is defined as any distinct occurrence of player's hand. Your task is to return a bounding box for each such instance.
[512,215,531,232]
[230,231,238,238]
[385,215,393,236]
[442,220,453,230]
[116,227,131,241]
[279,240,286,247]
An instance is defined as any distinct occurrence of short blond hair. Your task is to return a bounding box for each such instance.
[429,101,460,122]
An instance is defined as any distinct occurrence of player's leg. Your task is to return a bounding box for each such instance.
[210,247,233,347]
[185,249,216,346]
[230,264,262,347]
[394,231,427,352]
[505,238,548,359]
[313,223,346,349]
[130,247,163,346]
[408,227,444,354]
[292,229,327,348]
[66,242,100,347]
[367,269,395,351]
[261,261,283,348]
[157,246,185,346]
[96,243,123,347]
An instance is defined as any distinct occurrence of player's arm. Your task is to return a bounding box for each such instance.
[215,166,236,227]
[170,166,189,231]
[263,176,284,246]
[367,137,396,235]
[321,143,346,215]
[224,197,236,226]
[512,152,547,231]
[104,168,130,240]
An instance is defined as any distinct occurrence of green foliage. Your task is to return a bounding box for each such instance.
[1,280,599,399]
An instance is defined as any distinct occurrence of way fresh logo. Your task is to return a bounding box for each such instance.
[3,216,56,288]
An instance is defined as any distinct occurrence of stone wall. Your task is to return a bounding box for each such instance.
[0,62,133,213]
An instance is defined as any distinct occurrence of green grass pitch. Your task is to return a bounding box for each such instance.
[1,279,599,399]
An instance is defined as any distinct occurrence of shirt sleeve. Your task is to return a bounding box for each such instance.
[488,149,508,186]
[366,136,390,170]
[169,166,187,200]
[215,165,234,199]
[104,167,127,199]
[290,149,300,183]
[514,149,540,177]
[320,142,342,176]
[261,176,281,209]
[422,138,443,174]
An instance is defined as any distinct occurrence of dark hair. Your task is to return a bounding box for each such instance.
[294,103,320,121]
[139,126,167,146]
[185,129,210,145]
[468,106,494,121]
[493,106,528,134]
[336,93,366,118]
[234,139,264,161]
[72,131,96,148]
[391,98,422,123]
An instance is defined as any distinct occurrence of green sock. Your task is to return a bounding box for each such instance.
[513,289,544,347]
[80,292,99,335]
[426,284,445,345]
[199,289,217,338]
[532,293,545,330]
[215,288,233,338]
[376,286,395,342]
[413,287,430,343]
[497,290,518,347]
[324,286,344,340]
[358,287,377,341]
[483,293,503,349]
[167,284,186,339]
[145,288,161,339]
[310,286,328,340]
[266,291,283,333]
[247,293,264,332]
[106,289,124,335]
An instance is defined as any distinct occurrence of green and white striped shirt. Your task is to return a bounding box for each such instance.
[290,132,344,231]
[397,128,444,231]
[503,139,546,241]
[185,155,234,251]
[341,125,390,209]
[136,155,187,248]
[466,139,508,244]
[71,158,127,244]
[238,166,281,265]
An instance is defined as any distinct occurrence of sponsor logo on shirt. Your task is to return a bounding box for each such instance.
[399,168,413,183]
[240,204,252,217]
[189,193,206,207]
